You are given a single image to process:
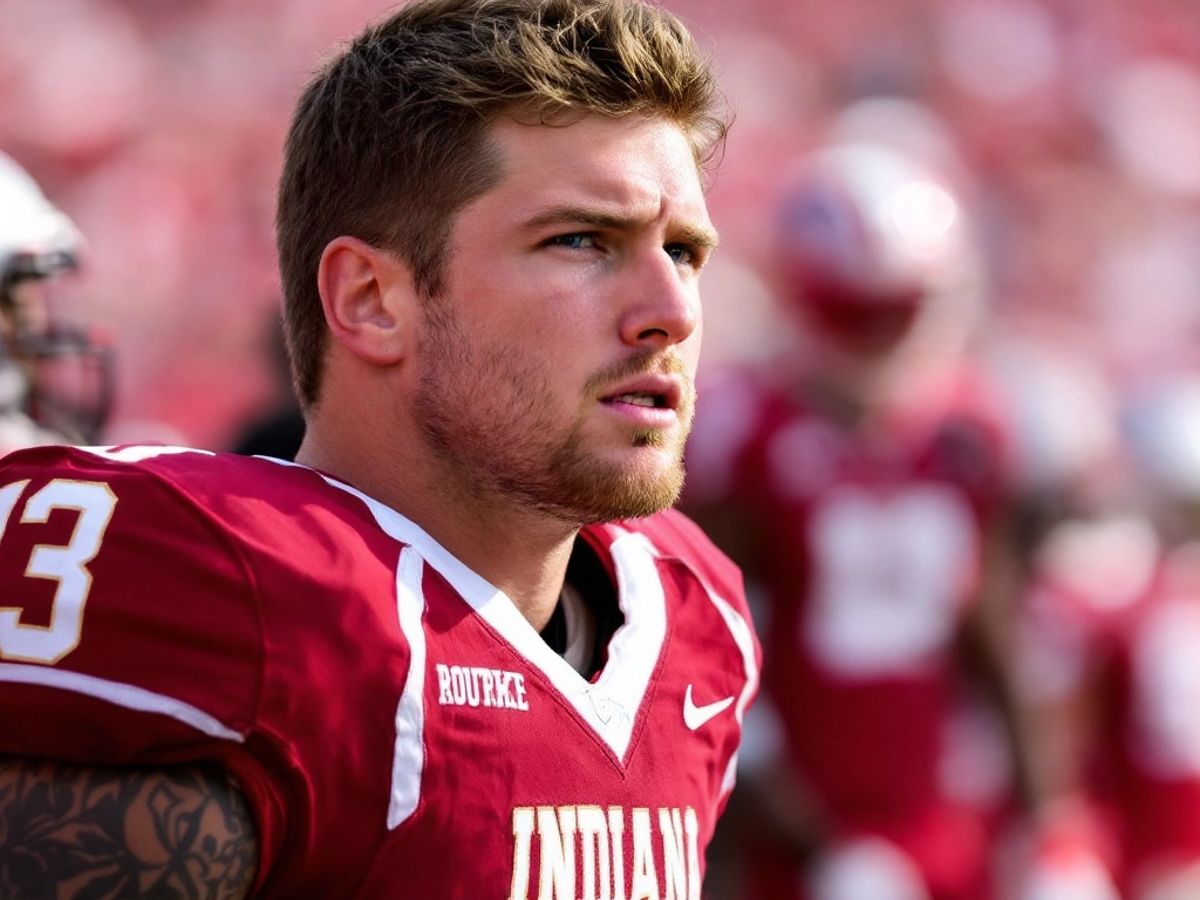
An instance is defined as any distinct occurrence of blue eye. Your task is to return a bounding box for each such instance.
[548,233,598,250]
[665,244,696,266]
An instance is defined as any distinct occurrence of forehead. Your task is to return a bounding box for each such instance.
[466,113,713,232]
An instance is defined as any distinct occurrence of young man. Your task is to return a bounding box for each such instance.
[0,1,758,897]
[1015,380,1200,900]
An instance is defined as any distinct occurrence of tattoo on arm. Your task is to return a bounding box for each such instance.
[0,758,258,899]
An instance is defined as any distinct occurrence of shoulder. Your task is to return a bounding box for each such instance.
[888,368,1012,509]
[615,508,747,610]
[611,511,761,731]
[927,366,1013,476]
[628,506,729,560]
[0,444,249,568]
[0,444,394,686]
[0,441,321,491]
[0,443,282,501]
[0,443,365,542]
[686,365,798,507]
[0,447,279,761]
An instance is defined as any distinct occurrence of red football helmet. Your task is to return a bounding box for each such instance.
[775,142,972,357]
[0,151,113,444]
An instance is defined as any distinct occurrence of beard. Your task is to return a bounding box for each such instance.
[412,300,693,525]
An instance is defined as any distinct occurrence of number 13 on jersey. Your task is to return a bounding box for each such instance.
[0,479,117,665]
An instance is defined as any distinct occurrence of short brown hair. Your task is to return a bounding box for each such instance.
[276,0,727,408]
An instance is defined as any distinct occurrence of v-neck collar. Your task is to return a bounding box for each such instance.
[272,459,669,764]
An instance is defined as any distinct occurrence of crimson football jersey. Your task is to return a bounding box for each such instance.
[684,367,1008,899]
[1026,530,1200,889]
[0,444,759,898]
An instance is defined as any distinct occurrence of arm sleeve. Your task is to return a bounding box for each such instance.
[0,445,291,893]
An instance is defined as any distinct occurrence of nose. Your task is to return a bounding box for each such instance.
[618,249,700,350]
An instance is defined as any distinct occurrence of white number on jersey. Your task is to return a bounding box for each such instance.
[0,479,117,664]
[804,484,975,677]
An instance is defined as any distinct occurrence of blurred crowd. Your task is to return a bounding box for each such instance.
[6,0,1200,897]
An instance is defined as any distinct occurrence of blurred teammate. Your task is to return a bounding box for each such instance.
[1018,377,1200,900]
[685,134,1027,900]
[0,1,758,896]
[0,151,112,449]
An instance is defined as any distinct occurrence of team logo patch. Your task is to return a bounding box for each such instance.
[435,663,529,711]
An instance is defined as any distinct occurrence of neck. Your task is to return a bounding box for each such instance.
[297,411,577,633]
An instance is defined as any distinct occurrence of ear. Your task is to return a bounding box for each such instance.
[317,235,416,366]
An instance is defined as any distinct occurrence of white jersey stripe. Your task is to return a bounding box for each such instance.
[76,445,216,463]
[387,546,428,830]
[704,588,760,798]
[0,662,243,742]
[591,530,668,761]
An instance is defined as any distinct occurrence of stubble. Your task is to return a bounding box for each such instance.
[413,301,693,525]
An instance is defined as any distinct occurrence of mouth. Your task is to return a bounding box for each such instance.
[600,376,682,413]
[606,391,668,409]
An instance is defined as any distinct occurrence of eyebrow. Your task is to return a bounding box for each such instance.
[523,204,720,251]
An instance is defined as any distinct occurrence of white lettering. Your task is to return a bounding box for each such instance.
[609,806,627,900]
[508,804,698,900]
[537,806,577,900]
[435,665,530,711]
[630,808,659,900]
[577,806,611,900]
[659,808,686,900]
[481,668,496,707]
[450,667,467,705]
[510,807,535,900]
[684,808,700,900]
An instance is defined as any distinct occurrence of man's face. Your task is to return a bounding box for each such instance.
[412,113,716,524]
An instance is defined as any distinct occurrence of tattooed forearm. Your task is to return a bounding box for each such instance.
[0,758,257,899]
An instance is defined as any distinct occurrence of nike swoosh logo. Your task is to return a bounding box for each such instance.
[683,684,735,731]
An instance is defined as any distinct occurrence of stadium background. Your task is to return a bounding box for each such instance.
[4,0,1199,456]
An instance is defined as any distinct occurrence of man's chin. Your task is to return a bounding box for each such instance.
[538,430,688,523]
[570,460,686,523]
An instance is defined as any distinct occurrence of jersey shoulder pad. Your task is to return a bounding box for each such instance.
[0,443,264,760]
[685,366,783,506]
[626,508,748,612]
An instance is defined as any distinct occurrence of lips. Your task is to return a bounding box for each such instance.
[609,392,663,408]
[600,375,682,412]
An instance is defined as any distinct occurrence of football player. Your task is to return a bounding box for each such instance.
[0,1,759,897]
[1017,378,1200,900]
[0,151,112,450]
[684,132,1027,900]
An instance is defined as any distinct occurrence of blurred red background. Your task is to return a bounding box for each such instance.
[3,0,1199,451]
